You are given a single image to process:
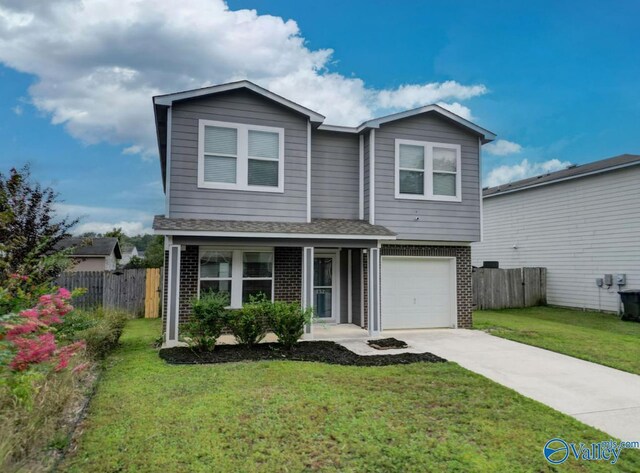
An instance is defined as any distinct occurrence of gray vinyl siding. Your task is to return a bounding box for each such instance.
[363,130,370,220]
[169,89,308,221]
[339,249,361,324]
[472,166,640,313]
[311,130,359,219]
[374,114,481,241]
[340,249,349,323]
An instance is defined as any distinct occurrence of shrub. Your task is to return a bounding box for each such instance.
[268,302,313,349]
[58,308,128,360]
[227,295,269,347]
[185,292,229,350]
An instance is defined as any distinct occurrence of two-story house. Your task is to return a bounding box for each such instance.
[152,81,495,346]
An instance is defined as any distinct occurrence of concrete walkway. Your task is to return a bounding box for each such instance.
[339,329,640,441]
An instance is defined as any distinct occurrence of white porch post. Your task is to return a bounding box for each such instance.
[368,247,381,337]
[302,246,314,336]
[165,244,181,347]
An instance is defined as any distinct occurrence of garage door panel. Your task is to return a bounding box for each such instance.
[381,257,455,329]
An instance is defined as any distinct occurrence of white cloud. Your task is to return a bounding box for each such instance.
[484,158,572,187]
[12,104,23,115]
[74,221,153,236]
[54,203,154,235]
[0,0,488,157]
[483,139,523,156]
[436,102,473,120]
[377,82,487,109]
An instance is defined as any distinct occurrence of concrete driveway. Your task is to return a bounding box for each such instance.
[339,329,640,441]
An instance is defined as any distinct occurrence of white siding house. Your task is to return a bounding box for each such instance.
[472,154,640,313]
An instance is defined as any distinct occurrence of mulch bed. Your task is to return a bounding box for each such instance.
[159,341,446,366]
[367,338,408,350]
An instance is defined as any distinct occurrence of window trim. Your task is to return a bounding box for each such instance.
[394,139,462,202]
[197,247,275,308]
[197,119,285,193]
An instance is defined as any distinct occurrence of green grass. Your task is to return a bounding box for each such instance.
[474,306,640,375]
[60,319,640,472]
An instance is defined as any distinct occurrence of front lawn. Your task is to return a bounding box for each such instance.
[60,319,640,472]
[474,306,640,375]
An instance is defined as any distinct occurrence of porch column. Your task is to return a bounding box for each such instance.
[165,244,181,347]
[368,247,381,337]
[302,246,314,336]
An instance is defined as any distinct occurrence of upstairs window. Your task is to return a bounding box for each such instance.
[198,120,284,192]
[395,139,461,202]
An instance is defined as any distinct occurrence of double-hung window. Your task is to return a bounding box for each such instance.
[395,139,462,202]
[198,120,284,192]
[199,248,274,307]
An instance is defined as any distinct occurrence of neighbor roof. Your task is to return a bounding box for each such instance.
[153,216,396,240]
[483,154,640,198]
[56,237,122,259]
[153,80,496,190]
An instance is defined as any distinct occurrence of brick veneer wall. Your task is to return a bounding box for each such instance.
[274,247,302,303]
[162,246,302,333]
[178,246,199,324]
[161,246,199,330]
[380,244,472,328]
[162,250,168,332]
[362,250,369,329]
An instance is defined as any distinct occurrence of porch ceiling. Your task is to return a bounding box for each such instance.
[153,216,396,240]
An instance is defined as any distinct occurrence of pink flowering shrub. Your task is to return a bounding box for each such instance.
[1,287,85,373]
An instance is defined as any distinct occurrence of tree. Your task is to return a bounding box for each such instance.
[0,166,78,285]
[143,235,165,268]
[104,227,125,246]
[124,235,164,269]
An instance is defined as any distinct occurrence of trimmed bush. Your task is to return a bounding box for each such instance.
[227,295,269,347]
[58,308,129,360]
[185,292,229,350]
[268,302,313,349]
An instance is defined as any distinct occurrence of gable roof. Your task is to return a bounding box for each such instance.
[318,104,497,143]
[153,80,325,122]
[153,80,496,189]
[483,154,640,198]
[56,237,122,259]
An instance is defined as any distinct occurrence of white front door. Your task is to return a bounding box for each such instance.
[381,256,456,329]
[314,252,339,322]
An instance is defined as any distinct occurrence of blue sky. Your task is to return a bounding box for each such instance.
[0,0,638,235]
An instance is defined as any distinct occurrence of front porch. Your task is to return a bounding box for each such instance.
[161,234,388,346]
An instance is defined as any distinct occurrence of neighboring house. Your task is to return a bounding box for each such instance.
[152,80,496,346]
[57,237,122,271]
[119,245,139,266]
[472,154,640,313]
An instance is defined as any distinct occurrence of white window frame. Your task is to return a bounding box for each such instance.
[394,139,462,202]
[197,119,285,193]
[197,247,275,308]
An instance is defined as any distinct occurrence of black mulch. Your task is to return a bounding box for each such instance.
[159,341,446,367]
[367,338,409,350]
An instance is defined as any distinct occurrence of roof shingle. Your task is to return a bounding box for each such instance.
[153,216,396,239]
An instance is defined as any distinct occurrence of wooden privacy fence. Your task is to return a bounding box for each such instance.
[56,268,162,318]
[472,267,547,310]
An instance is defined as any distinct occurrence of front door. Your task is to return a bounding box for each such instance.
[314,253,338,322]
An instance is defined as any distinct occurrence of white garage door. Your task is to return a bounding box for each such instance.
[381,257,456,329]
